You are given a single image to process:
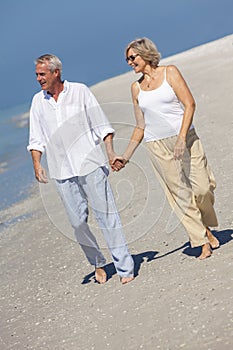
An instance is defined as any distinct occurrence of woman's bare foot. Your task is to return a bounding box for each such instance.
[120,276,135,285]
[206,227,220,249]
[95,267,107,284]
[199,242,212,260]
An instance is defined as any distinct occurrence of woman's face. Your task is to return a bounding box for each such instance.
[126,48,146,73]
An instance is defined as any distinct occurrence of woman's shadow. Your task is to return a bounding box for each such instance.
[182,228,233,257]
[81,229,233,284]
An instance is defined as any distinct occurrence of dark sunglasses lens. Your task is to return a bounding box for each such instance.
[126,55,137,62]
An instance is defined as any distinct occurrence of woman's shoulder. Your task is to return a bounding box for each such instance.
[131,80,140,91]
[131,74,145,90]
[154,65,180,80]
[164,65,183,86]
[130,80,141,100]
[165,64,182,77]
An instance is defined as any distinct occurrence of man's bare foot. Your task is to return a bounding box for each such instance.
[199,242,212,260]
[95,267,107,284]
[206,227,220,249]
[120,276,135,285]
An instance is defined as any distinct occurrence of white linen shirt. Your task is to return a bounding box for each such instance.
[27,80,115,179]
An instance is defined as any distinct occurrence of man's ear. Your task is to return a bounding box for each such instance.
[54,69,60,77]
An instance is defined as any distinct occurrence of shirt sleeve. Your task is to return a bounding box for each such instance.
[85,87,115,140]
[27,96,46,153]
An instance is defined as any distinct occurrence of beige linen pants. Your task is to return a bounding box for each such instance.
[146,128,218,247]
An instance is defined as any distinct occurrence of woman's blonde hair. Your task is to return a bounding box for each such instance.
[125,37,161,67]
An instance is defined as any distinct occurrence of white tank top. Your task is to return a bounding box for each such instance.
[138,68,194,142]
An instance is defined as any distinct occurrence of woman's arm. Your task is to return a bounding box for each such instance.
[116,82,145,165]
[167,65,196,159]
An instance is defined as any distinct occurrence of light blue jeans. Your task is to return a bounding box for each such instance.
[56,167,134,278]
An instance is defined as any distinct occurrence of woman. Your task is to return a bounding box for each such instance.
[112,37,219,259]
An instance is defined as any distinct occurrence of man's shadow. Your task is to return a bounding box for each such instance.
[81,250,158,284]
[81,229,233,284]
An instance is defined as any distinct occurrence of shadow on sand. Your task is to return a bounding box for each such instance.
[81,229,233,284]
[81,250,158,284]
[182,228,233,257]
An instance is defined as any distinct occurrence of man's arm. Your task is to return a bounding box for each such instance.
[31,149,48,183]
[103,133,125,171]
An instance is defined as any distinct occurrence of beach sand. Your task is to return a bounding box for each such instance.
[0,34,233,350]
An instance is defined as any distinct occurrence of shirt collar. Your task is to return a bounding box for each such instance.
[43,80,68,99]
[63,80,68,92]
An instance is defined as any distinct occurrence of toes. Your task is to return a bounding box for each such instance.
[210,238,220,249]
[206,228,220,249]
[120,276,135,284]
[199,252,212,260]
[199,244,212,260]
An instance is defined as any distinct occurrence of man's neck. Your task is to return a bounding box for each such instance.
[47,81,64,102]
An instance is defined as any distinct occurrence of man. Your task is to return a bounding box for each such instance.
[27,54,134,284]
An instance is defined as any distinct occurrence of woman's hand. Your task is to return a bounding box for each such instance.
[110,155,128,172]
[174,136,186,160]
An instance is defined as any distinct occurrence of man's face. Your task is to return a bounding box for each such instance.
[35,62,59,93]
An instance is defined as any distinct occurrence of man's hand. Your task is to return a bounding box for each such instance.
[34,165,48,183]
[31,150,48,183]
[110,156,128,172]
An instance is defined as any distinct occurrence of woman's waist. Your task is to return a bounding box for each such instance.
[144,123,194,142]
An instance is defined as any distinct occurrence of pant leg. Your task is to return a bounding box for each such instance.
[55,177,106,268]
[186,129,218,227]
[79,167,134,278]
[146,137,209,248]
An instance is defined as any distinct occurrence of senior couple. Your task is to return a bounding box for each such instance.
[28,38,219,285]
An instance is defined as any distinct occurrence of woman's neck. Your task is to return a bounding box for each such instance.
[143,66,158,88]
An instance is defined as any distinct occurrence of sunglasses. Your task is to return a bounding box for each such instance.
[125,54,139,63]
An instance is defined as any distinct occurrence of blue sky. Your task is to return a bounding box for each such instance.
[0,0,232,110]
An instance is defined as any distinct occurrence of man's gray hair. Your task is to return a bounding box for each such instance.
[34,54,62,74]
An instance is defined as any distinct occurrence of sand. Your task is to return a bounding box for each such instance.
[0,34,233,350]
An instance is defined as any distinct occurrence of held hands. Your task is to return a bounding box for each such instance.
[109,155,129,172]
[174,135,186,160]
